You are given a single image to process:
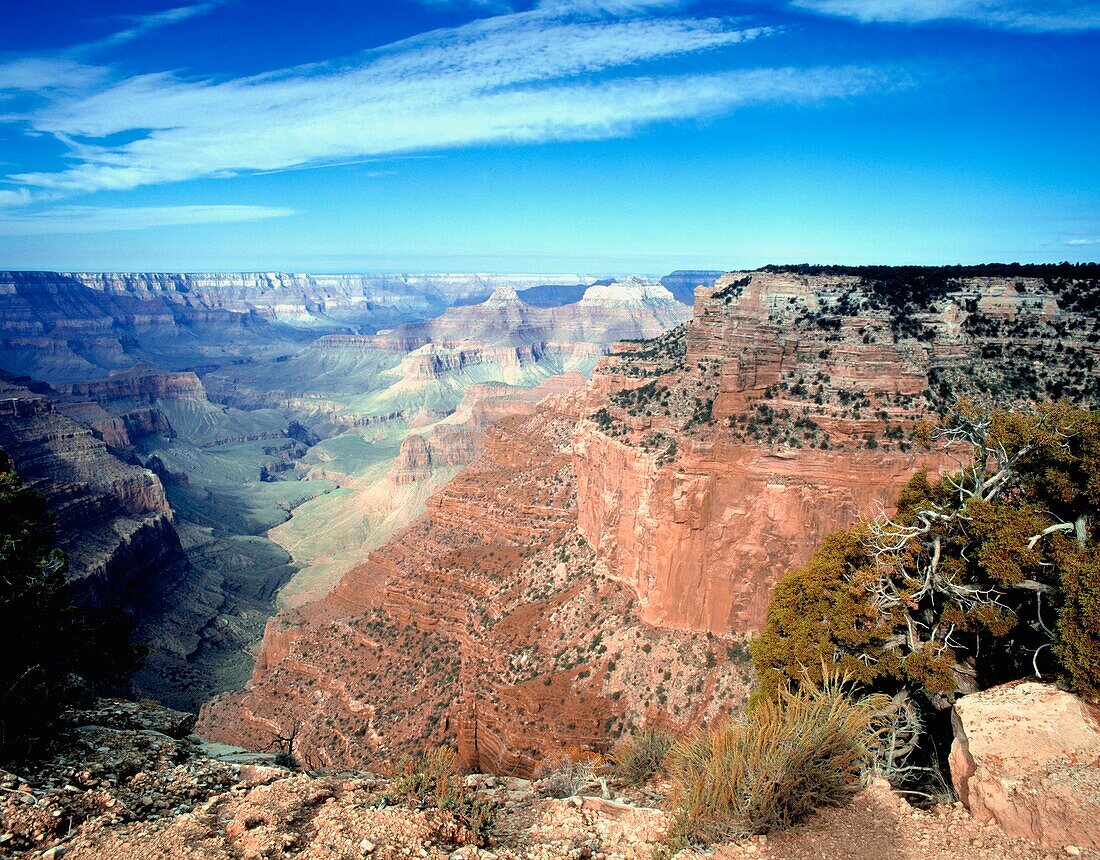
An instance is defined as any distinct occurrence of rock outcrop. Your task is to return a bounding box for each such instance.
[574,269,1100,633]
[199,390,751,775]
[0,271,601,383]
[0,375,185,608]
[203,266,1099,774]
[4,696,1072,860]
[203,278,690,429]
[949,681,1100,848]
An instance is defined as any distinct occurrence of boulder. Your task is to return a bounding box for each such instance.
[65,698,197,739]
[949,681,1100,848]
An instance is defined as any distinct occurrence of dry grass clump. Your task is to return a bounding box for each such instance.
[535,747,603,798]
[666,670,887,847]
[611,724,676,786]
[382,747,494,846]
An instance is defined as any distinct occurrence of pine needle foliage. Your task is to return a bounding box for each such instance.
[752,401,1100,706]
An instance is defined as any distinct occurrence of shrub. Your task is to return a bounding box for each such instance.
[1056,542,1100,700]
[754,402,1100,708]
[665,670,886,848]
[535,748,603,798]
[383,747,493,846]
[0,451,143,763]
[611,724,676,786]
[750,402,1100,795]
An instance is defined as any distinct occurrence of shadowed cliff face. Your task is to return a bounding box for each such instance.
[0,375,182,608]
[200,267,1099,774]
[0,370,314,711]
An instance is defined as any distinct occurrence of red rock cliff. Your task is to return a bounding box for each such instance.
[200,268,1099,773]
[572,270,1098,634]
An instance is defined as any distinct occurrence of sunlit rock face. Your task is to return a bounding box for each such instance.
[199,267,1098,775]
[574,269,1099,635]
[199,381,750,776]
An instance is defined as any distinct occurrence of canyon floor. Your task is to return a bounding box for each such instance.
[0,700,1084,860]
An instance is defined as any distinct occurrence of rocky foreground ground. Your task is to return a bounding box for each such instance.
[1,700,1091,860]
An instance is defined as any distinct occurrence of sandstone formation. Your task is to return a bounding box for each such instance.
[949,681,1100,848]
[204,277,691,419]
[0,271,600,383]
[231,282,691,607]
[0,272,692,716]
[0,368,323,711]
[199,389,751,775]
[0,374,184,608]
[574,269,1100,633]
[202,267,1099,774]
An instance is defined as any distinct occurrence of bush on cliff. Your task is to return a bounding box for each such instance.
[0,451,143,762]
[382,747,494,846]
[750,401,1100,777]
[665,669,886,847]
[611,724,676,786]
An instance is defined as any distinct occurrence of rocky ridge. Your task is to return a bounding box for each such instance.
[0,271,601,383]
[575,268,1100,633]
[201,266,1100,776]
[0,374,184,608]
[199,386,752,776]
[0,369,319,710]
[2,697,1086,860]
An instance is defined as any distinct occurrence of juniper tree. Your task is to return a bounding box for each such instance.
[751,400,1099,774]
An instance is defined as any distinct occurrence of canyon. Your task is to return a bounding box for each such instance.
[2,263,1098,860]
[0,270,602,383]
[0,271,691,710]
[199,266,1100,774]
[1,264,1096,765]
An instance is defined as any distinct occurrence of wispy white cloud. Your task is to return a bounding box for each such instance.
[792,0,1100,32]
[415,0,515,11]
[0,2,223,102]
[0,5,896,206]
[0,204,295,235]
[1065,237,1100,246]
[0,58,110,97]
[80,2,226,52]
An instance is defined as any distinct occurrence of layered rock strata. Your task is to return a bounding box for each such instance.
[199,392,750,775]
[0,271,601,383]
[203,267,1099,772]
[574,269,1100,634]
[0,375,184,607]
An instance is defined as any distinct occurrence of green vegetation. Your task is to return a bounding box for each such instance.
[641,431,678,465]
[382,747,494,847]
[613,325,688,377]
[534,748,603,798]
[664,670,886,848]
[0,451,143,762]
[712,275,751,303]
[751,401,1100,779]
[611,724,676,786]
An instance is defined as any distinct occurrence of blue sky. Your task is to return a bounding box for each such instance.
[0,0,1097,273]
